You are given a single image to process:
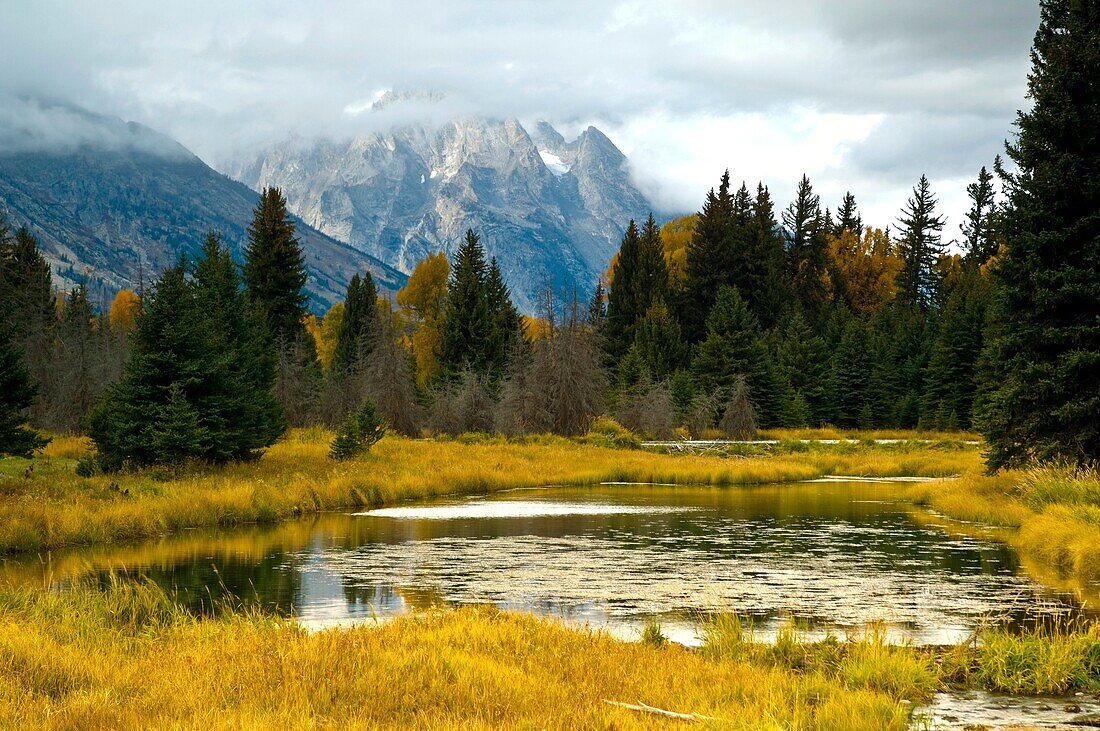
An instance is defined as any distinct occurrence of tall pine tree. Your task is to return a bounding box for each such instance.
[960,166,1001,268]
[783,175,829,316]
[331,272,378,375]
[243,187,319,424]
[682,171,735,342]
[895,175,946,310]
[975,0,1100,468]
[439,229,493,379]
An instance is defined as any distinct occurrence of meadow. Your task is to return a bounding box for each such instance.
[0,427,978,554]
[2,428,1100,729]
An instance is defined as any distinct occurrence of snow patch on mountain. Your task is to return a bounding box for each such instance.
[538,149,571,176]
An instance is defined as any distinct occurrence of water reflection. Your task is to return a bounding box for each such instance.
[4,482,1093,644]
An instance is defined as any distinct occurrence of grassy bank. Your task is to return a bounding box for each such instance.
[702,613,1100,697]
[903,465,1100,589]
[0,429,978,555]
[0,582,919,730]
[1,583,1096,730]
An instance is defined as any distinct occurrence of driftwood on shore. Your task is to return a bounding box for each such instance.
[603,699,721,722]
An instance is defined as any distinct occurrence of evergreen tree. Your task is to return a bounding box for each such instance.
[0,226,55,341]
[774,311,831,425]
[895,175,947,310]
[587,279,607,328]
[605,219,642,358]
[439,229,492,378]
[691,286,778,424]
[682,171,735,342]
[0,224,56,428]
[331,272,378,374]
[243,187,311,346]
[191,232,285,459]
[831,318,871,428]
[484,257,523,377]
[783,175,829,315]
[89,240,285,469]
[960,166,1001,268]
[922,269,990,430]
[748,183,790,329]
[630,301,685,382]
[867,305,931,428]
[0,323,48,456]
[834,192,863,237]
[243,187,318,424]
[636,214,669,311]
[976,1,1100,468]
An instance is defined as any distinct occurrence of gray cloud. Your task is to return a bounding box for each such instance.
[0,0,1038,227]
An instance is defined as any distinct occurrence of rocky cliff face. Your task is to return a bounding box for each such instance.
[0,101,406,310]
[227,110,653,311]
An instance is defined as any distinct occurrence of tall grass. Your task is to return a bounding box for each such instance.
[0,582,916,730]
[703,613,1100,698]
[903,465,1100,587]
[0,430,979,555]
[702,617,939,701]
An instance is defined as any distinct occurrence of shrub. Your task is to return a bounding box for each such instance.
[580,416,641,450]
[330,399,386,461]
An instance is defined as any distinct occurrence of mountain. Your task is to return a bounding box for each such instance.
[226,103,654,311]
[0,100,406,310]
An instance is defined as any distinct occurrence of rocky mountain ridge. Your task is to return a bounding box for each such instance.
[227,112,655,311]
[0,100,406,310]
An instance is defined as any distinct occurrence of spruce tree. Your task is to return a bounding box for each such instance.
[748,184,790,329]
[960,166,1000,267]
[89,239,285,469]
[774,311,831,426]
[1,227,55,340]
[831,317,871,428]
[243,187,311,345]
[605,219,642,358]
[587,279,607,327]
[834,192,863,237]
[332,272,378,374]
[484,257,523,377]
[783,175,829,315]
[636,214,669,312]
[895,175,946,310]
[691,286,778,424]
[631,301,684,382]
[975,1,1100,467]
[922,269,990,430]
[191,232,285,458]
[0,323,48,456]
[683,171,735,342]
[439,229,492,378]
[243,187,318,424]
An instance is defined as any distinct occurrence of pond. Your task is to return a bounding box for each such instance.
[7,480,1088,646]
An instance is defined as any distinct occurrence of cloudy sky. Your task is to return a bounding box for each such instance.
[0,0,1038,234]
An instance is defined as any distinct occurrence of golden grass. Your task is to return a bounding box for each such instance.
[758,427,980,443]
[0,429,979,555]
[902,465,1100,589]
[0,582,916,731]
[702,612,1100,698]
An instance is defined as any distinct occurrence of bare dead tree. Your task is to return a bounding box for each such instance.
[276,333,322,427]
[523,291,607,436]
[615,379,676,439]
[362,313,421,436]
[683,392,719,438]
[720,375,758,440]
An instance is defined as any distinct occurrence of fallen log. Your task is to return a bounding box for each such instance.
[603,699,721,722]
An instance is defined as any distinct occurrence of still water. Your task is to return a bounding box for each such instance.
[10,481,1087,645]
